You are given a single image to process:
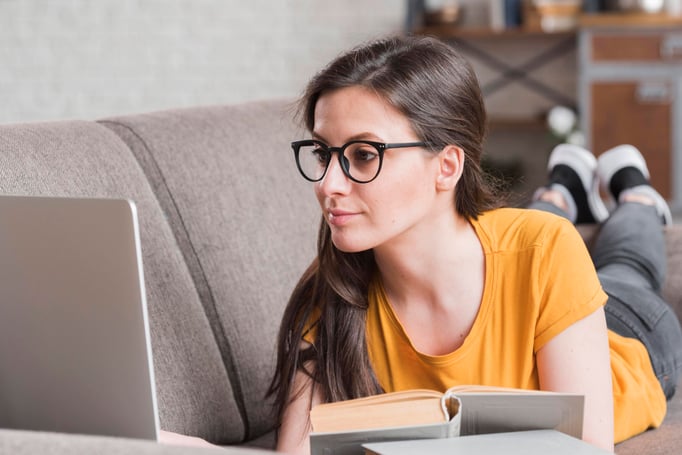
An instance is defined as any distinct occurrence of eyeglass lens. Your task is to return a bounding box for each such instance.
[296,142,381,182]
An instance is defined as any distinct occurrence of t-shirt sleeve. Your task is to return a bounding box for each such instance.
[533,218,608,352]
[301,306,321,345]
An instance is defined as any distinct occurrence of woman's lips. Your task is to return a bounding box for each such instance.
[327,209,357,226]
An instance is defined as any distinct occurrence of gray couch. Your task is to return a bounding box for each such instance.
[0,100,680,454]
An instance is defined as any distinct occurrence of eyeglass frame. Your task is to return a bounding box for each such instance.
[291,139,432,184]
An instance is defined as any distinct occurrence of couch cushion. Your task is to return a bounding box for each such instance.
[100,100,319,443]
[663,227,682,323]
[0,121,245,442]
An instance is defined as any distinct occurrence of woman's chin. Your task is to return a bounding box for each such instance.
[331,236,372,254]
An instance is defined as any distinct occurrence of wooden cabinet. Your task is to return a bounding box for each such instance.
[579,21,682,204]
[591,80,674,198]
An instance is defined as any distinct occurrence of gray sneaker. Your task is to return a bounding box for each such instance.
[597,144,672,225]
[542,143,609,224]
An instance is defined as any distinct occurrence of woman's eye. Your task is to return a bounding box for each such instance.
[312,148,330,163]
[352,148,378,162]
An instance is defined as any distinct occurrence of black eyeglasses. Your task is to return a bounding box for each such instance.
[291,139,431,184]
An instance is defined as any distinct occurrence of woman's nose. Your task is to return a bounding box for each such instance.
[317,153,351,195]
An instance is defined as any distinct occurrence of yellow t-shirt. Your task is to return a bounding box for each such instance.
[366,208,666,444]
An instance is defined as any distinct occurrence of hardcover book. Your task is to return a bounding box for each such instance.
[309,385,584,455]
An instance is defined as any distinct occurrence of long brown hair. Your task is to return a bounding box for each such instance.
[268,34,499,429]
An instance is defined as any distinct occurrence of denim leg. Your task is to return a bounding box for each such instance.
[591,202,666,293]
[526,200,572,221]
[591,203,682,399]
[601,289,682,399]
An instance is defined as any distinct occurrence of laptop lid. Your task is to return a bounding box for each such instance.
[0,195,159,440]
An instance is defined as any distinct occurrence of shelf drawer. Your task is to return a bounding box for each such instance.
[590,80,672,198]
[591,32,682,62]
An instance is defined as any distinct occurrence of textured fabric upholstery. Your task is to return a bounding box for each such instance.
[663,228,682,323]
[0,429,272,455]
[0,121,244,443]
[100,100,319,444]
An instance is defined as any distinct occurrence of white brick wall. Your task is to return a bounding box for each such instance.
[0,0,404,123]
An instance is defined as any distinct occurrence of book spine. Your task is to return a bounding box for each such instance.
[504,0,522,28]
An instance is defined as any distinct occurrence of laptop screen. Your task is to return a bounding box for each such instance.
[0,195,159,440]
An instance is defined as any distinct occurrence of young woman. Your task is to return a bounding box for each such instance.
[268,35,682,454]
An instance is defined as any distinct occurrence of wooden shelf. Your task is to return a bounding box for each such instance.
[578,12,682,28]
[414,25,575,39]
[488,117,547,131]
[415,13,682,37]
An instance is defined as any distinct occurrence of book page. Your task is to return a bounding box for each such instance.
[311,393,448,433]
[444,384,553,395]
[455,393,584,439]
[312,389,442,410]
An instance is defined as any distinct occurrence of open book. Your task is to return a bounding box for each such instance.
[309,385,584,455]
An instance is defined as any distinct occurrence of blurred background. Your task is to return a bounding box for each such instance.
[2,0,681,207]
[0,0,404,124]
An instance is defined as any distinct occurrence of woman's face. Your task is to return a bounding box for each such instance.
[312,85,449,253]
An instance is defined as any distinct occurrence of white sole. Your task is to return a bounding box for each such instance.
[597,144,650,191]
[597,145,672,225]
[548,144,609,223]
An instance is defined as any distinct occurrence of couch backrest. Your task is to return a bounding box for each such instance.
[0,100,319,446]
[0,119,249,441]
[99,100,319,444]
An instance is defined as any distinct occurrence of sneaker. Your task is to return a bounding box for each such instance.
[597,144,673,225]
[539,143,609,224]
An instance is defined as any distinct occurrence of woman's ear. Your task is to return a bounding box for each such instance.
[435,145,465,191]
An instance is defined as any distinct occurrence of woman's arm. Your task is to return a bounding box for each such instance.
[277,365,323,455]
[536,306,614,452]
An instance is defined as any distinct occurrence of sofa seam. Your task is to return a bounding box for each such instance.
[97,119,252,441]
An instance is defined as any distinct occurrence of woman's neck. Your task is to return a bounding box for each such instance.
[373,210,483,312]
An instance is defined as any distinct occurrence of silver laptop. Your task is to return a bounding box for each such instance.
[0,195,159,440]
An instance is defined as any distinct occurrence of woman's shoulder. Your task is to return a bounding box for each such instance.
[474,207,577,252]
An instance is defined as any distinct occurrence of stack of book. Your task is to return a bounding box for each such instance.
[308,384,588,455]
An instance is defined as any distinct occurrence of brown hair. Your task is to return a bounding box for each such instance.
[268,34,500,429]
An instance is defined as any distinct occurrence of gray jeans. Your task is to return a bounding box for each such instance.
[530,201,682,399]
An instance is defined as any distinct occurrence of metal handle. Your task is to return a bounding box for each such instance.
[661,35,682,59]
[635,82,671,104]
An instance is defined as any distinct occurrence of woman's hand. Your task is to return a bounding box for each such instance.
[158,429,218,448]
